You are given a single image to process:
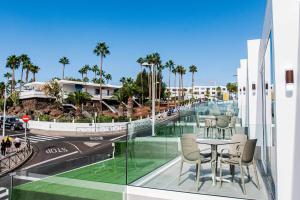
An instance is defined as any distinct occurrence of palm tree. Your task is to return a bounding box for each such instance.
[176,65,186,101]
[4,72,12,81]
[157,64,165,111]
[122,79,139,118]
[67,90,92,113]
[82,65,90,79]
[105,73,112,84]
[165,60,175,108]
[78,68,85,80]
[120,77,126,86]
[23,60,32,83]
[189,65,198,99]
[59,57,70,80]
[172,65,177,106]
[137,57,145,105]
[113,90,125,117]
[93,42,110,115]
[30,65,40,82]
[19,54,30,83]
[91,65,98,80]
[6,55,20,92]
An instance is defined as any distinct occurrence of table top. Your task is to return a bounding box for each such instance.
[196,139,239,146]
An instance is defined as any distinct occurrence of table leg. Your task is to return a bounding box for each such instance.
[211,144,218,186]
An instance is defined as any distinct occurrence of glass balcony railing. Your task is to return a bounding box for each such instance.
[7,101,272,200]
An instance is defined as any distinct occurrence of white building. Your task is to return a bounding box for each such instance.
[167,85,228,100]
[236,0,300,199]
[20,80,121,101]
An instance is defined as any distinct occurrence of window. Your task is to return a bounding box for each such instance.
[107,90,110,96]
[95,89,100,95]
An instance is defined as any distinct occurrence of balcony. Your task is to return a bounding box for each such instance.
[8,102,271,200]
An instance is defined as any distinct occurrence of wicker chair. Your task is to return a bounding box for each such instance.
[178,134,212,189]
[216,116,230,139]
[219,139,260,194]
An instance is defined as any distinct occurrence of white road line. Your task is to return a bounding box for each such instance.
[65,141,82,153]
[0,187,8,198]
[26,137,49,142]
[19,138,37,143]
[13,175,41,181]
[109,135,126,141]
[34,135,64,139]
[28,136,54,141]
[22,151,79,170]
[6,133,25,137]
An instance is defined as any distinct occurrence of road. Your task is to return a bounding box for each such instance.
[0,128,125,199]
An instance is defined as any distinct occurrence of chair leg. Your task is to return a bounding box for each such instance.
[247,166,250,180]
[253,160,260,190]
[196,161,201,190]
[219,162,223,188]
[230,164,235,182]
[178,160,183,185]
[240,164,246,195]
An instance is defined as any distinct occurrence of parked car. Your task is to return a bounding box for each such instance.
[0,116,24,130]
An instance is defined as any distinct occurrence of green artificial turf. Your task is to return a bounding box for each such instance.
[12,139,179,200]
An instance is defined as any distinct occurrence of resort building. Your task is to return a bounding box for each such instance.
[236,0,300,199]
[19,80,121,113]
[20,80,121,101]
[167,85,228,100]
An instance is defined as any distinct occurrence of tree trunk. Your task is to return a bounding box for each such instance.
[20,68,24,83]
[192,72,194,99]
[26,68,29,83]
[99,56,103,115]
[178,74,181,103]
[127,96,133,118]
[168,68,170,109]
[140,66,143,105]
[148,69,151,102]
[181,74,184,101]
[174,73,176,107]
[62,64,65,80]
[11,66,15,93]
[33,73,36,82]
[158,72,162,112]
[118,104,124,117]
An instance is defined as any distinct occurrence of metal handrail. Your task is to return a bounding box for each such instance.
[0,143,33,175]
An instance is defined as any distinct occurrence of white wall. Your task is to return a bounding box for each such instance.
[256,0,300,199]
[247,39,261,140]
[28,120,127,132]
[239,59,249,127]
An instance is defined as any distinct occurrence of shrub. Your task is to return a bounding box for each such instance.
[96,115,113,123]
[39,114,50,121]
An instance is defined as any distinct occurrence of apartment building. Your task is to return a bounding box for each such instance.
[19,80,121,101]
[167,85,228,100]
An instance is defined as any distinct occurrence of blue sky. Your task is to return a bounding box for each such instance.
[0,0,266,86]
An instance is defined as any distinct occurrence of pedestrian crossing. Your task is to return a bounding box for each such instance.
[19,135,65,143]
[0,187,8,200]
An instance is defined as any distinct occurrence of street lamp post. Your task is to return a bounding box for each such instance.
[142,62,156,136]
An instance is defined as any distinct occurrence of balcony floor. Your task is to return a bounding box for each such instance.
[131,151,268,200]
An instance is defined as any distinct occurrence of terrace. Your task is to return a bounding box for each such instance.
[9,101,270,200]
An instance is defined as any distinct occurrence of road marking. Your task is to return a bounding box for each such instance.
[26,137,49,142]
[5,133,25,137]
[65,141,82,153]
[13,175,41,181]
[34,135,64,139]
[109,135,126,141]
[19,138,37,143]
[22,151,79,170]
[0,187,8,198]
[28,136,54,141]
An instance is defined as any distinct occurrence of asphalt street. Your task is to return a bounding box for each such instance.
[0,128,124,197]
